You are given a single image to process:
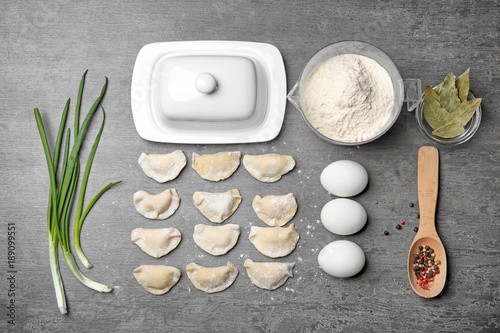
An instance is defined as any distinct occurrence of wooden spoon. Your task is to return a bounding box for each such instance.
[407,146,447,298]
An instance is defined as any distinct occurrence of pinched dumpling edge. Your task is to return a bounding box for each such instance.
[193,189,242,223]
[249,224,300,258]
[133,189,180,220]
[131,228,182,258]
[133,265,181,295]
[252,193,297,227]
[243,154,295,183]
[192,151,241,181]
[138,150,187,183]
[244,259,294,290]
[186,262,238,293]
[193,223,240,256]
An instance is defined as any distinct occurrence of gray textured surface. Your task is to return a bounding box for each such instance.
[1,0,499,332]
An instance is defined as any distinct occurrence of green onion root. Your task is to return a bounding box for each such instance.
[48,234,67,314]
[63,251,113,293]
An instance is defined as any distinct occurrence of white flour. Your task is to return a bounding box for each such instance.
[304,54,394,142]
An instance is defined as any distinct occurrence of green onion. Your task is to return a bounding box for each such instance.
[34,71,121,314]
[74,107,121,268]
[35,107,67,314]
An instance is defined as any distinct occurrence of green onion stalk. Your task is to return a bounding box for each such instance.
[34,71,121,314]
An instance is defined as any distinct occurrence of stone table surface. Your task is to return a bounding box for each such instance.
[1,0,499,332]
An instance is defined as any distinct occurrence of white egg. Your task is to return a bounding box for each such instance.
[318,240,365,278]
[320,160,368,197]
[321,198,367,235]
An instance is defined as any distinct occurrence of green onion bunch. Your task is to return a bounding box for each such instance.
[34,71,121,314]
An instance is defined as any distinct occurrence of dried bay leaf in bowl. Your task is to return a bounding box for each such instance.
[423,68,481,139]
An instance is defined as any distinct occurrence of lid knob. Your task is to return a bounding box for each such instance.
[195,72,218,94]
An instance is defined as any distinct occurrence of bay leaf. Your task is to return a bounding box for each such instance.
[439,72,461,112]
[438,98,482,128]
[455,68,470,102]
[435,82,444,95]
[432,98,482,138]
[432,122,465,138]
[427,84,440,101]
[423,85,448,130]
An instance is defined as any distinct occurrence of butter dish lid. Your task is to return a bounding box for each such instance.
[160,55,256,121]
[131,41,287,144]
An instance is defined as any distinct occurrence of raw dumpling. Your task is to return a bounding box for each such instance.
[138,151,186,183]
[193,189,242,223]
[133,265,181,295]
[133,189,180,220]
[186,262,238,293]
[243,154,295,182]
[244,259,294,290]
[131,228,181,258]
[252,193,297,227]
[192,151,241,181]
[193,224,240,256]
[249,224,299,258]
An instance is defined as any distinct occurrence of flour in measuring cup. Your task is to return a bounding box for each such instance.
[304,54,394,143]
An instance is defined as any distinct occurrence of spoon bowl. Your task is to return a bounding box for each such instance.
[408,146,447,298]
[408,236,447,298]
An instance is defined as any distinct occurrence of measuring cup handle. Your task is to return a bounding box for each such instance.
[403,79,422,112]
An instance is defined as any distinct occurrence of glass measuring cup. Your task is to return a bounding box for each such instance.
[287,41,421,145]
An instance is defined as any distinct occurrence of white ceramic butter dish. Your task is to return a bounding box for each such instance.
[131,41,286,144]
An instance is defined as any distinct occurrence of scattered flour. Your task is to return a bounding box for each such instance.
[304,54,394,142]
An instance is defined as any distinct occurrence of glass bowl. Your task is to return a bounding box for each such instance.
[415,90,482,146]
[287,41,406,146]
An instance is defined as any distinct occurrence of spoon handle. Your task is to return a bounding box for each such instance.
[418,147,439,234]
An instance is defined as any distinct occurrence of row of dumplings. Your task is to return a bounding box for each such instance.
[131,224,298,294]
[139,150,295,183]
[133,259,295,295]
[133,188,298,227]
[131,223,300,259]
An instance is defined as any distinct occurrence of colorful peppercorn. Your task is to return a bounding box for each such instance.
[413,245,440,290]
